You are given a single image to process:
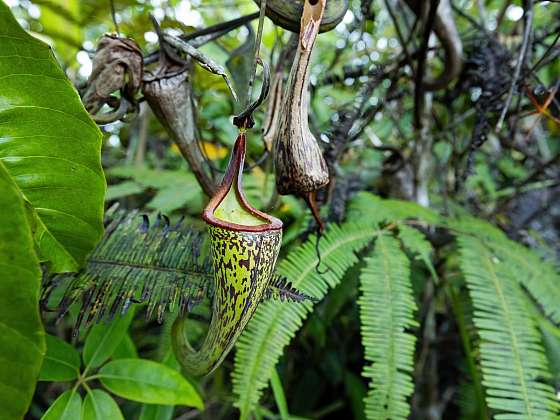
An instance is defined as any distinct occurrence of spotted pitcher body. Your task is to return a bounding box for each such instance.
[172,133,283,376]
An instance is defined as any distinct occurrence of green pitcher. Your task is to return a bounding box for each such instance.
[172,133,283,376]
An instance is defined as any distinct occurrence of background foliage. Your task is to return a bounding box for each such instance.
[1,0,559,419]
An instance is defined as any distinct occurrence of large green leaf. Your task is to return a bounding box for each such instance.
[0,163,45,420]
[39,334,81,382]
[98,359,204,408]
[0,2,105,273]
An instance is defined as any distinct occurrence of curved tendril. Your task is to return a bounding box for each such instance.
[92,97,131,125]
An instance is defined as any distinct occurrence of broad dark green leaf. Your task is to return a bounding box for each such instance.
[82,389,123,420]
[83,309,135,370]
[41,390,82,420]
[0,2,105,273]
[0,163,45,420]
[98,359,203,408]
[39,334,81,381]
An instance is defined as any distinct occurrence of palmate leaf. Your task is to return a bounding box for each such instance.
[457,233,559,419]
[232,223,377,418]
[42,211,212,333]
[359,234,417,420]
[0,2,105,273]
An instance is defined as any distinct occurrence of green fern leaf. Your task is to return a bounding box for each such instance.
[42,211,211,333]
[348,192,440,227]
[397,224,438,281]
[359,234,418,420]
[457,233,559,419]
[451,218,560,324]
[489,240,560,325]
[232,223,377,418]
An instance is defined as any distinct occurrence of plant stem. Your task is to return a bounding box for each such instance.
[270,368,290,420]
[447,286,490,419]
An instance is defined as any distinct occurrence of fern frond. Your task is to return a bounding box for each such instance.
[263,275,317,303]
[42,211,211,333]
[451,217,560,324]
[397,224,438,280]
[348,192,440,227]
[359,234,417,420]
[457,233,559,419]
[232,223,377,418]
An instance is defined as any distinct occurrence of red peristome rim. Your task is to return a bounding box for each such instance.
[202,133,283,233]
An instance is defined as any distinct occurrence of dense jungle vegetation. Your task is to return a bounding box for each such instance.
[0,0,559,419]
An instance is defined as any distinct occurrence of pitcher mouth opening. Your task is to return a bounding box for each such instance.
[202,133,282,232]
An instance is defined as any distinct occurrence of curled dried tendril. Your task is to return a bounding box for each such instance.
[83,34,143,123]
